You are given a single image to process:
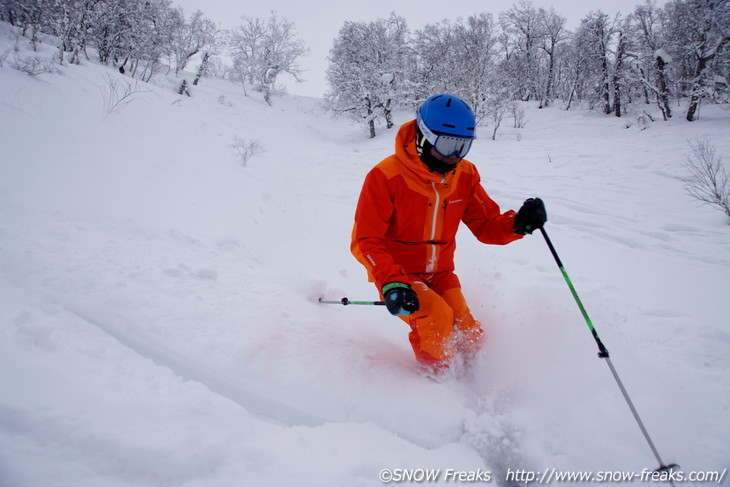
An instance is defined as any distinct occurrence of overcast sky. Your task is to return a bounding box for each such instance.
[172,0,664,98]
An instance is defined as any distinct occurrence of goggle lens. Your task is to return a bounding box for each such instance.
[417,115,474,159]
[433,135,473,158]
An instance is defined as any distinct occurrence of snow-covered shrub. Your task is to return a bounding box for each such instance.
[231,136,263,166]
[13,54,57,76]
[511,103,527,129]
[217,95,234,108]
[101,74,147,120]
[681,136,730,222]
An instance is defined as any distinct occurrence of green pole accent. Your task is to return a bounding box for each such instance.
[540,227,608,358]
[558,266,609,357]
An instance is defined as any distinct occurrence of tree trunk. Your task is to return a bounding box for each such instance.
[686,56,709,121]
[384,99,393,129]
[365,98,375,138]
[656,56,672,119]
[602,71,611,115]
[612,32,627,117]
[612,69,622,117]
[193,53,210,86]
[57,37,66,65]
[565,70,579,110]
[178,79,190,96]
[541,52,555,109]
[601,52,611,115]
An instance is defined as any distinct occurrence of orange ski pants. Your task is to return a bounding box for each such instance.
[396,272,484,371]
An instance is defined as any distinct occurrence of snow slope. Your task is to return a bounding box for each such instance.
[1,22,729,486]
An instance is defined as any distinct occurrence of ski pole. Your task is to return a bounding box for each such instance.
[318,297,386,306]
[539,226,677,475]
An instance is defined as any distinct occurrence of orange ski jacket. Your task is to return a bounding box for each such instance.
[351,120,522,290]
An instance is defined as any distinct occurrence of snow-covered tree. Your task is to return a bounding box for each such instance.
[413,19,461,99]
[537,7,568,108]
[0,0,52,50]
[228,12,308,105]
[4,0,727,122]
[168,9,219,77]
[50,0,104,65]
[91,0,136,66]
[87,0,175,81]
[572,11,620,114]
[560,33,589,110]
[326,14,410,138]
[452,13,499,123]
[610,20,633,117]
[413,13,498,123]
[499,0,542,101]
[127,0,173,81]
[664,0,730,121]
[628,0,674,119]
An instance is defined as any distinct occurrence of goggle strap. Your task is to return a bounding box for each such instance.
[417,116,439,146]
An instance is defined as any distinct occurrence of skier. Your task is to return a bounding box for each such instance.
[351,94,547,375]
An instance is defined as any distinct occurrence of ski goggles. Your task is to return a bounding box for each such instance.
[417,116,474,158]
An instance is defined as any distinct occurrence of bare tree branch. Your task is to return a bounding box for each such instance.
[681,136,730,221]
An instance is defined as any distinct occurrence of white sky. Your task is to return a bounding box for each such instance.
[173,0,664,98]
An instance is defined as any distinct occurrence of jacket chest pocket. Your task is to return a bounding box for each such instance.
[440,195,467,239]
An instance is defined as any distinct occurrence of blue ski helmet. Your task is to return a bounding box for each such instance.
[416,94,476,158]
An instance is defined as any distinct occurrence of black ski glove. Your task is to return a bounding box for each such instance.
[382,282,419,316]
[514,197,547,235]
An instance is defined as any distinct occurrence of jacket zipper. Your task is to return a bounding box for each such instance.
[426,177,445,273]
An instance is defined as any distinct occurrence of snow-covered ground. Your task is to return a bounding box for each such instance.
[1,22,728,486]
